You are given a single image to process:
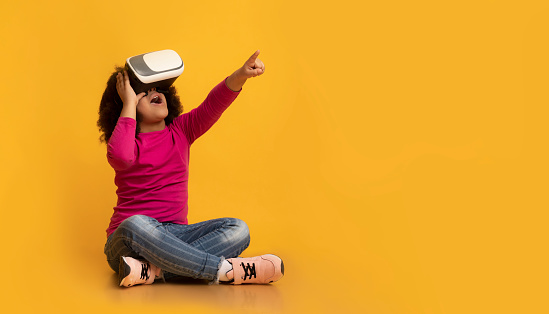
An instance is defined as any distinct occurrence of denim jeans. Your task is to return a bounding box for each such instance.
[104,215,251,282]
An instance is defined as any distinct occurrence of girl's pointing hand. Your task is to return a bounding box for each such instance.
[240,50,265,79]
[225,50,266,92]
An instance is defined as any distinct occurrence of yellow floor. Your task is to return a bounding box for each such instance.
[11,240,369,313]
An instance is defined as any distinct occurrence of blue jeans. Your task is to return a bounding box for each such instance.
[104,215,251,282]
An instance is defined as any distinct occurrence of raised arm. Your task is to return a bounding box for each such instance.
[175,50,266,145]
[117,70,146,120]
[107,71,146,171]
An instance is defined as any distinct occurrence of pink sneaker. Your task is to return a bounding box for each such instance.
[118,256,162,287]
[227,254,284,284]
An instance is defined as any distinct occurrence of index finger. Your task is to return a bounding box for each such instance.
[246,50,260,64]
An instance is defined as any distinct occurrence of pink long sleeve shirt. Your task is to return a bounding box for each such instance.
[106,78,240,237]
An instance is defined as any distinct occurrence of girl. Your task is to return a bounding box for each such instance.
[97,50,284,287]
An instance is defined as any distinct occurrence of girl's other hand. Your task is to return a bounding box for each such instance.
[116,70,146,106]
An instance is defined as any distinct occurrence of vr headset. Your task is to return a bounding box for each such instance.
[125,49,184,94]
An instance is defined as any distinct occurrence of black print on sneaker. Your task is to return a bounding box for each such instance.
[240,262,256,280]
[140,263,150,280]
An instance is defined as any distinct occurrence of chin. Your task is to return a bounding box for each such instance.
[156,110,169,120]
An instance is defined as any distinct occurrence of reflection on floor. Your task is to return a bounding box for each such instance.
[103,272,284,312]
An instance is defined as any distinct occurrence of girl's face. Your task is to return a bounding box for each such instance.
[136,87,168,125]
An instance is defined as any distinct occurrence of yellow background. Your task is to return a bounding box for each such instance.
[0,0,547,313]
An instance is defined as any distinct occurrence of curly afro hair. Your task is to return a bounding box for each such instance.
[97,66,183,144]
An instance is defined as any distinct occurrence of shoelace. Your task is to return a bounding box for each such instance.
[240,262,256,281]
[140,263,150,280]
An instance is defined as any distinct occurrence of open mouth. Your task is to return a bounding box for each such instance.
[150,95,163,105]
